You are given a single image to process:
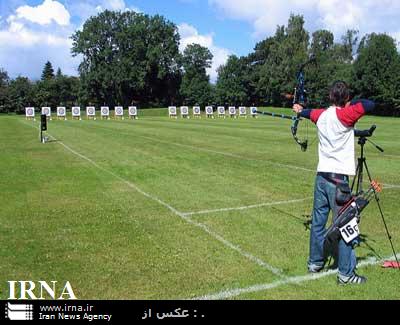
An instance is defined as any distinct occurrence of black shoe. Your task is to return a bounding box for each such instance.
[337,273,367,285]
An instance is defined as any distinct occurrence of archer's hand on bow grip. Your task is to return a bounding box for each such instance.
[292,104,303,115]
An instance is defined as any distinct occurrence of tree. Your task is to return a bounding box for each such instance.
[0,68,10,113]
[352,33,400,115]
[6,77,34,114]
[255,15,309,107]
[41,61,55,81]
[72,10,182,106]
[180,44,213,106]
[215,55,249,105]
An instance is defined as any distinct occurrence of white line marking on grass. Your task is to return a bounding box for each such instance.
[56,140,284,276]
[22,121,284,277]
[137,135,315,173]
[182,197,312,217]
[383,183,400,190]
[192,254,398,300]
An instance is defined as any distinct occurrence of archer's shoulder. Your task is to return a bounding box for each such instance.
[309,108,327,124]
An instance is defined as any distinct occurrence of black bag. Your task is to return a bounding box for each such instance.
[336,183,352,206]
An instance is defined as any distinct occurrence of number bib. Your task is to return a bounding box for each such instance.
[339,218,360,243]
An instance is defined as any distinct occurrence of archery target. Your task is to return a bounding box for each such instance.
[193,106,201,115]
[72,107,81,116]
[229,106,236,115]
[100,106,110,116]
[250,107,257,115]
[169,106,177,115]
[115,106,124,116]
[42,107,51,117]
[181,106,189,116]
[128,106,137,116]
[86,106,96,116]
[206,106,213,115]
[57,107,66,116]
[239,107,247,115]
[26,107,35,117]
[218,106,225,115]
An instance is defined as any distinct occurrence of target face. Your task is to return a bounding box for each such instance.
[42,107,51,116]
[57,107,66,116]
[129,106,137,116]
[169,106,177,115]
[218,106,225,114]
[181,106,189,115]
[193,106,201,115]
[115,107,123,116]
[239,107,247,115]
[101,107,110,116]
[229,107,236,114]
[250,107,257,115]
[206,106,213,114]
[26,107,35,117]
[72,107,81,116]
[87,107,95,116]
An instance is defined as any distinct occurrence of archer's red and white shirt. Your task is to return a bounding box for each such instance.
[308,102,371,176]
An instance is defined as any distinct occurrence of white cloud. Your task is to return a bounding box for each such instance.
[209,0,400,42]
[0,1,79,78]
[15,0,70,26]
[95,0,140,14]
[178,23,232,82]
[103,0,126,11]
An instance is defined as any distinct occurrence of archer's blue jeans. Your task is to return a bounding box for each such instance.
[308,175,357,277]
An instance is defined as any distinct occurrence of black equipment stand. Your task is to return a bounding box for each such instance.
[40,114,47,143]
[351,125,399,268]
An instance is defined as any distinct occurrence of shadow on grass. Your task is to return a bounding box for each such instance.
[358,234,383,261]
[271,207,312,231]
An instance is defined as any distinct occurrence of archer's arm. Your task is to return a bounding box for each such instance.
[293,99,375,126]
[337,99,375,127]
[292,104,324,124]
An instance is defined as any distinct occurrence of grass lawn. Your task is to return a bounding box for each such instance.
[0,108,399,300]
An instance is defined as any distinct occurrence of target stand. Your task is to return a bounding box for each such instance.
[57,107,67,120]
[169,106,178,119]
[239,107,248,119]
[128,107,138,120]
[228,107,237,119]
[101,107,110,120]
[205,106,214,119]
[114,107,125,120]
[41,107,52,121]
[250,107,258,119]
[217,107,226,119]
[72,107,82,120]
[86,107,97,120]
[180,106,190,119]
[193,106,201,119]
[25,107,36,121]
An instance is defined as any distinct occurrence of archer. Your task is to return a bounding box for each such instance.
[293,81,375,285]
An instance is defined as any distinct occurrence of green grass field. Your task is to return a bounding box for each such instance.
[1,108,399,300]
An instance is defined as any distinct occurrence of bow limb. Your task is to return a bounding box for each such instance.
[291,116,308,152]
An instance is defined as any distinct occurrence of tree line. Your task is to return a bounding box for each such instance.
[1,11,399,116]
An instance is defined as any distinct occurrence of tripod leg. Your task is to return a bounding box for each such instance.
[351,159,362,194]
[363,160,400,269]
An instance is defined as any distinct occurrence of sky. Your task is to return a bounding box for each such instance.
[1,0,400,82]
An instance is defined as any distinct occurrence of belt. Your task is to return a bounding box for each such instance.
[317,172,349,184]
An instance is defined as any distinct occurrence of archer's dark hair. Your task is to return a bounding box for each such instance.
[329,81,350,107]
